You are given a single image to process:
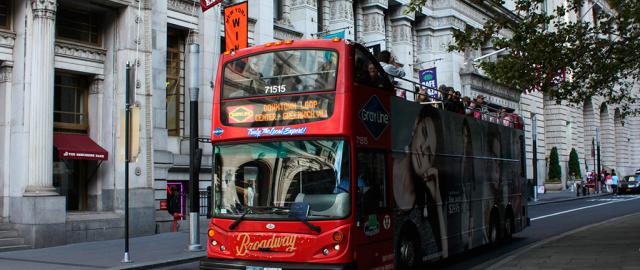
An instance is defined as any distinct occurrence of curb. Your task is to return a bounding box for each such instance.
[112,253,205,270]
[484,212,640,270]
[528,192,611,206]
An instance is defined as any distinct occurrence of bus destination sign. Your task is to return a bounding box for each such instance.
[222,94,334,127]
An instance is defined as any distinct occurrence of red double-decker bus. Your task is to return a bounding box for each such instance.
[202,39,528,270]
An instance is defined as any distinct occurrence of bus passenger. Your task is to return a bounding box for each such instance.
[377,50,405,83]
[416,86,429,103]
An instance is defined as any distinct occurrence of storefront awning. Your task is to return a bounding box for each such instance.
[53,133,108,161]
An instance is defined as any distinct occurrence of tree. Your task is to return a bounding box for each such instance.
[568,148,582,179]
[548,147,561,182]
[407,0,640,117]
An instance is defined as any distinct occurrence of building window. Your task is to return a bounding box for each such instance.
[167,27,186,137]
[0,0,11,30]
[54,72,89,132]
[56,5,101,45]
[273,0,282,21]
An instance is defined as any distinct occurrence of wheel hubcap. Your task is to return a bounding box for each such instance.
[491,225,497,242]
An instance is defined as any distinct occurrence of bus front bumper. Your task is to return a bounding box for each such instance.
[200,258,355,270]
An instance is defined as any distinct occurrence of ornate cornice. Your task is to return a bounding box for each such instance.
[54,41,106,64]
[0,30,15,49]
[460,71,520,102]
[31,0,57,20]
[168,0,198,16]
[390,5,415,22]
[361,0,387,10]
[290,0,316,8]
[274,24,303,41]
[416,16,466,31]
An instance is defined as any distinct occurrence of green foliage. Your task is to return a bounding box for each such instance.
[442,0,640,117]
[568,148,582,179]
[548,147,561,182]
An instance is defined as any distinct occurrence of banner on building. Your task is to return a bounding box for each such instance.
[201,0,223,12]
[224,1,248,51]
[320,31,345,39]
[419,67,439,99]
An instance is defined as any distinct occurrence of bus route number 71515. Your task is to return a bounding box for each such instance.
[265,85,287,94]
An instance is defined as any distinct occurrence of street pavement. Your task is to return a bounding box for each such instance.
[0,191,636,270]
[488,212,640,270]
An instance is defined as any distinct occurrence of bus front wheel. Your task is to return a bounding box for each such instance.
[397,226,421,270]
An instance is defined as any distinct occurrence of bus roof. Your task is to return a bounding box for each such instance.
[221,39,350,60]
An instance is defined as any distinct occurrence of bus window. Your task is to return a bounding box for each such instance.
[222,49,338,99]
[356,150,387,214]
[353,47,387,89]
[213,140,351,220]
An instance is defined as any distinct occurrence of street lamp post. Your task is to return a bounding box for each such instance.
[532,113,538,201]
[188,43,203,251]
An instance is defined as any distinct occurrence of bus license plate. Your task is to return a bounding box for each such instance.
[246,267,281,270]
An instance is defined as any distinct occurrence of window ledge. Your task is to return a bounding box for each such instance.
[55,40,107,64]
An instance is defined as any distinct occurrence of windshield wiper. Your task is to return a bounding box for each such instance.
[228,206,286,231]
[228,207,251,231]
[292,215,321,233]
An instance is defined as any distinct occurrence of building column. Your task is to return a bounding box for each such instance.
[290,0,318,38]
[389,6,414,99]
[0,61,12,217]
[88,75,104,211]
[328,0,354,39]
[25,0,57,196]
[361,1,386,50]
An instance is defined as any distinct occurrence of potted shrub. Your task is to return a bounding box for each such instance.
[545,147,563,191]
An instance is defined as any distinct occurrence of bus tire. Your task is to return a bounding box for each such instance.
[397,225,421,270]
[503,213,514,241]
[488,212,499,245]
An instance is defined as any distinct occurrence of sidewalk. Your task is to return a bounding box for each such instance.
[529,188,610,206]
[489,212,640,269]
[0,230,206,270]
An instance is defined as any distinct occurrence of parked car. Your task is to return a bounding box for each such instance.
[618,175,640,195]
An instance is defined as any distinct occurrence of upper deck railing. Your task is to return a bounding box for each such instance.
[388,74,523,130]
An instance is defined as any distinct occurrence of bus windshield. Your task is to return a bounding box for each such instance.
[222,49,338,99]
[213,140,350,220]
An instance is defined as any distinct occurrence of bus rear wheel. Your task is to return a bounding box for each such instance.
[503,215,513,241]
[488,214,499,244]
[397,227,421,270]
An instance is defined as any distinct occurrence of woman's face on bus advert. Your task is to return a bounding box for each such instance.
[410,117,437,176]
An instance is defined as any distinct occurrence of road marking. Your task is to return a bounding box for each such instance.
[531,196,640,221]
[587,195,640,202]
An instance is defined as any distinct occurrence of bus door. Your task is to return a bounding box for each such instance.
[351,45,395,269]
[353,148,394,269]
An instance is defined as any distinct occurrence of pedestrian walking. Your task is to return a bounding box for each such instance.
[611,169,619,194]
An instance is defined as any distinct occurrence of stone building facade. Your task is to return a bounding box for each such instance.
[0,0,637,248]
